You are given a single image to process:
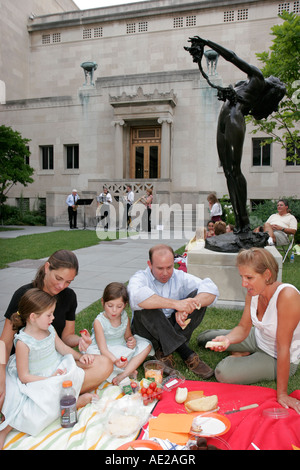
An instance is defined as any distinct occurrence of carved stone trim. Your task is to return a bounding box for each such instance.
[109,87,177,108]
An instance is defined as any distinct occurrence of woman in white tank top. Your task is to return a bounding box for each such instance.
[197,247,300,414]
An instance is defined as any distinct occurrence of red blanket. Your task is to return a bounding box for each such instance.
[142,381,300,450]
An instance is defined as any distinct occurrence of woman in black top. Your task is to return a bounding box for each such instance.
[0,250,113,412]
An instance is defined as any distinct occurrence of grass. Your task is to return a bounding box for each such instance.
[0,229,136,269]
[1,229,299,392]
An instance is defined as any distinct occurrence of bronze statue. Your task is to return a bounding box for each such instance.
[185,37,286,234]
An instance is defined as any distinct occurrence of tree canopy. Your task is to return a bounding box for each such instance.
[0,125,34,205]
[247,11,300,162]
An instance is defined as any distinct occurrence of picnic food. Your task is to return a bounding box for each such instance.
[182,318,191,330]
[145,368,163,383]
[175,387,188,403]
[80,329,89,336]
[107,415,140,436]
[188,437,221,450]
[185,395,218,412]
[141,380,163,405]
[205,341,227,349]
[191,416,203,433]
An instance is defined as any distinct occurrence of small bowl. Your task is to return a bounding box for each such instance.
[143,360,164,383]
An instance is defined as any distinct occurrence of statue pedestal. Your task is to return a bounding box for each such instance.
[187,244,282,309]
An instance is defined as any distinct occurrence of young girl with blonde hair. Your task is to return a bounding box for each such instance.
[0,288,95,448]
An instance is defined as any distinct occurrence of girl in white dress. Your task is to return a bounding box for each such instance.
[0,288,95,449]
[87,282,153,385]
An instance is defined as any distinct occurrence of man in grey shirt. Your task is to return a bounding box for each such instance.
[128,244,219,379]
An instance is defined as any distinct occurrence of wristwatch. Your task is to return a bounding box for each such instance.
[281,227,285,232]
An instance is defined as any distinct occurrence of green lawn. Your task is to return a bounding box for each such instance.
[1,230,299,392]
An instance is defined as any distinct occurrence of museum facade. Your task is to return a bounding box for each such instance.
[1,0,299,227]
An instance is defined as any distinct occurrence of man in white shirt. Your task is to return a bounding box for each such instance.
[126,184,134,228]
[66,189,79,229]
[127,244,219,378]
[255,199,297,245]
[97,187,112,230]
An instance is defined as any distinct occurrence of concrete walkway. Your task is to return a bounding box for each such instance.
[0,225,188,334]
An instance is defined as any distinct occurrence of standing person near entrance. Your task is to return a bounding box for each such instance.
[97,186,112,231]
[125,184,134,228]
[141,188,153,232]
[66,189,79,229]
[127,244,219,378]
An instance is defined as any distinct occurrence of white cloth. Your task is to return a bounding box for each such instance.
[250,283,300,364]
[0,325,84,436]
[128,266,219,318]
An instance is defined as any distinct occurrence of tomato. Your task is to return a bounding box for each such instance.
[80,329,89,336]
[140,387,147,395]
[149,382,157,390]
[120,356,127,362]
[147,387,153,395]
[156,393,163,400]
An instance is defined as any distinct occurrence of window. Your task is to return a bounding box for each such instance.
[25,146,30,166]
[42,34,51,44]
[293,1,300,13]
[138,21,148,32]
[224,10,235,22]
[65,145,79,169]
[237,9,248,20]
[173,17,184,28]
[52,33,61,43]
[42,33,61,45]
[83,27,103,39]
[94,27,103,37]
[286,141,300,166]
[252,139,271,166]
[186,16,196,27]
[83,29,92,39]
[40,146,54,170]
[126,23,136,34]
[16,198,30,212]
[278,2,290,14]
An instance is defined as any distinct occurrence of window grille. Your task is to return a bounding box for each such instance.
[224,10,235,22]
[173,17,184,28]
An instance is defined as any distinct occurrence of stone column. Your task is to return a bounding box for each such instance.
[158,117,172,178]
[112,120,125,178]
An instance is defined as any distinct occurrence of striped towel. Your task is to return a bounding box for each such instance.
[3,383,153,450]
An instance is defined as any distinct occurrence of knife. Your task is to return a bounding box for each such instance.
[224,403,259,414]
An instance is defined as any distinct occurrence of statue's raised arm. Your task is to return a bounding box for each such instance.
[185,36,286,237]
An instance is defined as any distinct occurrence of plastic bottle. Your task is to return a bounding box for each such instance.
[60,380,77,428]
[290,252,295,263]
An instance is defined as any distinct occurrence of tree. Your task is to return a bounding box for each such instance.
[0,125,34,206]
[246,11,300,163]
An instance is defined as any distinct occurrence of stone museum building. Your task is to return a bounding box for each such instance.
[0,0,299,228]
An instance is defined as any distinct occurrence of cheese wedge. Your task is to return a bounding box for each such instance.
[185,395,218,412]
[205,341,227,349]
